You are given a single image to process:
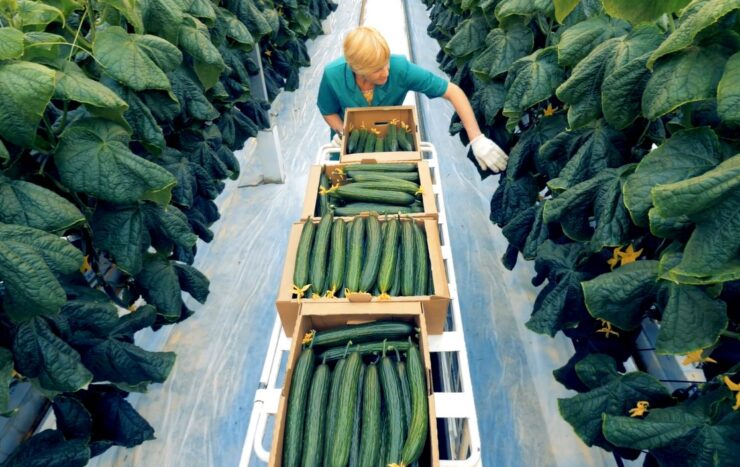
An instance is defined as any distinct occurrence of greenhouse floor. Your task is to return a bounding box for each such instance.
[86,1,617,466]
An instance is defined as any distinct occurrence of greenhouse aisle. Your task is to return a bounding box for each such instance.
[86,1,614,466]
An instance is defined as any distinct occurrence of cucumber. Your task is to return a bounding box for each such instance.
[377,218,400,294]
[399,344,428,465]
[326,218,346,297]
[318,172,330,216]
[332,185,415,206]
[355,128,368,154]
[293,219,315,298]
[390,243,402,297]
[358,363,381,467]
[333,203,420,216]
[363,131,377,153]
[343,163,417,172]
[323,358,346,466]
[387,122,399,151]
[339,220,352,298]
[413,222,429,296]
[397,360,412,436]
[318,340,412,362]
[282,348,315,467]
[400,220,416,297]
[379,347,404,464]
[347,172,421,190]
[346,169,420,182]
[374,136,384,152]
[301,362,330,467]
[397,126,414,151]
[345,216,365,293]
[309,213,333,297]
[346,181,420,196]
[349,364,366,467]
[309,321,414,348]
[359,215,382,293]
[347,129,361,154]
[330,351,362,467]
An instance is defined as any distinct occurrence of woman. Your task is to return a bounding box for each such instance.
[317,26,508,173]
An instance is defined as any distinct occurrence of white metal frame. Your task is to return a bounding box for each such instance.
[239,142,482,466]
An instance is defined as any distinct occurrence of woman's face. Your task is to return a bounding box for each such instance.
[364,62,390,85]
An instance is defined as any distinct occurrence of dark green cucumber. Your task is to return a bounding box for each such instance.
[377,218,400,294]
[309,213,333,297]
[330,351,362,467]
[374,135,384,152]
[379,348,404,464]
[399,344,428,465]
[332,185,415,206]
[323,358,346,466]
[397,126,414,151]
[379,405,388,467]
[309,321,414,348]
[387,122,399,151]
[333,203,420,216]
[413,222,429,296]
[301,362,330,467]
[282,348,315,467]
[347,129,361,154]
[349,364,366,467]
[355,128,368,154]
[347,181,420,196]
[318,340,412,362]
[293,219,315,297]
[359,215,382,293]
[390,243,402,296]
[343,163,417,172]
[339,220,352,298]
[397,360,412,436]
[363,131,377,153]
[318,172,330,216]
[345,216,365,293]
[347,172,421,191]
[326,218,346,297]
[400,220,416,297]
[359,363,381,467]
[346,169,420,181]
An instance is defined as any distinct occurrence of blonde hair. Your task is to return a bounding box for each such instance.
[343,26,390,76]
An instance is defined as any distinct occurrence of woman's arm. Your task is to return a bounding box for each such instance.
[322,114,345,136]
[442,82,482,141]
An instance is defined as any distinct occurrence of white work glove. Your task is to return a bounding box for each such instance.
[470,134,508,173]
[331,132,343,148]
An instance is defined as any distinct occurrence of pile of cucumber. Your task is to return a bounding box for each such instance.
[317,163,424,217]
[345,120,416,154]
[282,321,429,467]
[293,212,432,299]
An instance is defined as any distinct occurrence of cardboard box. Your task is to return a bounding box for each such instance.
[300,161,438,221]
[269,303,440,467]
[340,106,422,162]
[276,217,450,337]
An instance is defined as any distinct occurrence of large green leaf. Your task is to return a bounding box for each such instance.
[168,65,219,121]
[0,174,85,232]
[142,202,198,250]
[602,53,652,129]
[582,260,661,330]
[55,119,176,204]
[173,262,209,303]
[655,283,728,354]
[78,387,155,449]
[558,354,671,447]
[717,51,740,125]
[0,348,14,415]
[0,27,24,59]
[103,79,166,154]
[623,128,723,227]
[471,23,534,80]
[135,254,186,322]
[502,203,550,261]
[643,45,730,120]
[178,14,225,89]
[179,124,239,179]
[215,7,254,48]
[90,204,148,275]
[495,0,553,20]
[526,240,592,336]
[556,15,630,67]
[159,148,219,207]
[544,166,633,248]
[443,16,488,58]
[3,430,89,467]
[99,0,145,32]
[21,31,65,61]
[602,0,692,25]
[54,61,129,125]
[93,26,182,92]
[174,0,215,21]
[0,223,82,320]
[603,388,740,467]
[507,113,567,180]
[15,0,64,30]
[83,339,175,389]
[13,317,93,394]
[503,47,565,126]
[554,0,581,22]
[52,396,92,441]
[140,0,184,43]
[604,25,665,76]
[647,0,740,69]
[0,61,55,147]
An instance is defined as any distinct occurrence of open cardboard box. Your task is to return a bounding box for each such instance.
[300,161,437,221]
[340,106,422,162]
[269,302,440,466]
[276,216,450,337]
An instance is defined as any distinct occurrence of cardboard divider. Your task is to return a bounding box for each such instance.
[269,303,440,467]
[276,217,450,337]
[300,161,437,221]
[340,106,422,162]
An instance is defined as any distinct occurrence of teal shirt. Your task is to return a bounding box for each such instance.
[317,54,449,121]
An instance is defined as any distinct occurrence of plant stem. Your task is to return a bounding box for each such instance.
[636,119,652,146]
[68,9,88,60]
[721,330,740,340]
[85,0,96,42]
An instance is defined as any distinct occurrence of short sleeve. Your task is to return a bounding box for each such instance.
[400,57,449,99]
[317,69,341,115]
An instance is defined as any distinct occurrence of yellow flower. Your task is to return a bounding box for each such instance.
[723,376,740,411]
[629,400,649,417]
[292,284,311,300]
[596,319,620,338]
[681,349,717,366]
[302,330,315,345]
[79,255,92,273]
[608,244,643,270]
[543,103,558,117]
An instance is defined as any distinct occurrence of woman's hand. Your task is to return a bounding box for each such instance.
[471,134,508,173]
[331,132,343,148]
